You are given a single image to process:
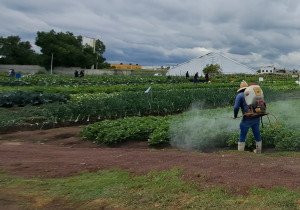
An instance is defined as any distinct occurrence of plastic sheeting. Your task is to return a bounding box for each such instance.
[167,52,256,76]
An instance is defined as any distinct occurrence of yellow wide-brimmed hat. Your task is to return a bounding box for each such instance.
[237,80,248,92]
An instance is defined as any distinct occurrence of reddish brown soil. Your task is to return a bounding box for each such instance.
[0,126,299,194]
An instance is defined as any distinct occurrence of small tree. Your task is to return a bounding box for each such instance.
[202,64,222,75]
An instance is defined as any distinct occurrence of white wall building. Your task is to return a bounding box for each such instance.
[260,65,275,74]
[259,65,299,74]
[82,36,96,52]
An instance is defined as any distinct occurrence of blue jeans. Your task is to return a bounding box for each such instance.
[239,117,261,142]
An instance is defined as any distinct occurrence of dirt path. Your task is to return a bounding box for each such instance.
[0,126,299,193]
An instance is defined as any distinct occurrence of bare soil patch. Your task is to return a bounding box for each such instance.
[0,126,299,194]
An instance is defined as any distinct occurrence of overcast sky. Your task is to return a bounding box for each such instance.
[1,0,300,69]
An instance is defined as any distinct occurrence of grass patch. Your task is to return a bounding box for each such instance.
[0,169,299,209]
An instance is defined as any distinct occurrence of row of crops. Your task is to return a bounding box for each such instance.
[0,73,299,151]
[81,100,300,151]
[0,73,297,86]
[1,86,296,128]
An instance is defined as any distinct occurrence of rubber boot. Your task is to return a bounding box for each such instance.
[254,141,262,154]
[238,142,245,151]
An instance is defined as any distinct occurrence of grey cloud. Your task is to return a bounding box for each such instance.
[228,46,252,56]
[262,50,282,60]
[1,0,300,68]
[1,0,75,14]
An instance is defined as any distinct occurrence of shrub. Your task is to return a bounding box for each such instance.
[148,123,170,146]
[81,116,171,145]
[274,129,300,151]
[227,124,300,151]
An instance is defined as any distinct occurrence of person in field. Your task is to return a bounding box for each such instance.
[193,72,199,83]
[8,69,16,77]
[233,80,262,153]
[205,73,209,82]
[79,70,85,77]
[74,70,79,77]
[186,71,189,78]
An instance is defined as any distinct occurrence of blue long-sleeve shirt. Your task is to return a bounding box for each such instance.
[234,92,260,121]
[233,92,248,118]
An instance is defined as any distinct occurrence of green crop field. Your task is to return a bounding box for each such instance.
[0,72,299,209]
[1,73,299,151]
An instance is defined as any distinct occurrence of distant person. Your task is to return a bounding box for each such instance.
[186,71,189,78]
[193,72,199,83]
[74,70,79,78]
[205,73,209,82]
[79,70,85,77]
[8,69,15,77]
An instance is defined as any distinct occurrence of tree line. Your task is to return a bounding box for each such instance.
[0,30,109,69]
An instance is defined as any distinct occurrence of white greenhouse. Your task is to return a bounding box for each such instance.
[166,52,256,76]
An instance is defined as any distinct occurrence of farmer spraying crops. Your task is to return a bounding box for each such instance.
[233,80,267,153]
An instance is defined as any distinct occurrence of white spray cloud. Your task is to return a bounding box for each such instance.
[268,99,300,129]
[169,107,239,151]
[170,98,300,151]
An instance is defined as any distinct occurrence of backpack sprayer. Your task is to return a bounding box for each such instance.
[215,84,278,126]
[213,84,279,127]
[242,84,278,127]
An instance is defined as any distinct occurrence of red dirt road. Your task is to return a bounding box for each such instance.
[0,126,299,193]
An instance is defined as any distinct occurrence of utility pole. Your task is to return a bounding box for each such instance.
[93,39,96,69]
[96,54,98,69]
[50,53,53,74]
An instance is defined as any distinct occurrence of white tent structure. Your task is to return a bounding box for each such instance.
[166,52,256,76]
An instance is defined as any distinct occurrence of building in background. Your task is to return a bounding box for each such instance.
[259,65,299,74]
[82,36,96,52]
[260,65,275,74]
[82,36,97,69]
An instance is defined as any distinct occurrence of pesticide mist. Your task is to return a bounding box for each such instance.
[169,107,239,151]
[169,99,300,151]
[267,99,300,129]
